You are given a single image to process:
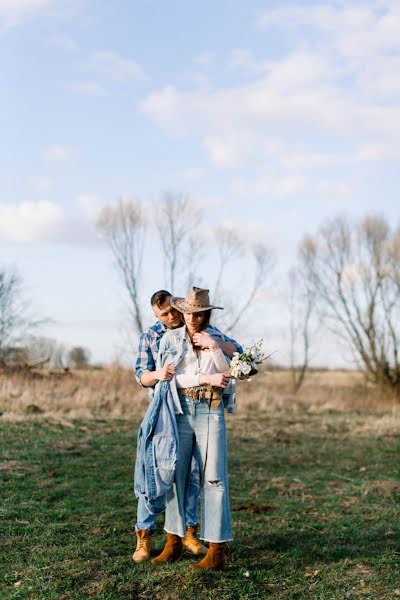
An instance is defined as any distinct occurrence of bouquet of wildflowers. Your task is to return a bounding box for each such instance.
[229,339,273,380]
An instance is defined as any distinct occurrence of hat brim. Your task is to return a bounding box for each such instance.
[170,296,223,313]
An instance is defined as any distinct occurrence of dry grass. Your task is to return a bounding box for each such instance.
[0,367,148,419]
[0,367,399,425]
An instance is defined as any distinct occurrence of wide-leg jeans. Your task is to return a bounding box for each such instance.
[164,396,233,542]
[135,456,200,531]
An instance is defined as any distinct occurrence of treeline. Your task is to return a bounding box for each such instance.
[1,193,400,393]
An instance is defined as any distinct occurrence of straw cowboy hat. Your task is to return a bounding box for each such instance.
[170,287,223,313]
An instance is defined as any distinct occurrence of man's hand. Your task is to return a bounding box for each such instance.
[156,364,176,381]
[193,332,219,351]
[208,372,231,388]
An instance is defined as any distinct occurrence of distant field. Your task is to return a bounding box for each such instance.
[1,367,398,418]
[1,375,400,599]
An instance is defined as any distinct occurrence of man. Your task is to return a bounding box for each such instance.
[132,289,242,562]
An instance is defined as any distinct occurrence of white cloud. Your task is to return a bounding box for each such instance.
[41,145,70,161]
[0,0,50,26]
[0,199,103,245]
[141,1,400,183]
[203,133,337,170]
[0,201,64,243]
[260,3,400,61]
[85,51,145,82]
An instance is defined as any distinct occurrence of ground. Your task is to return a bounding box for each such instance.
[1,384,400,599]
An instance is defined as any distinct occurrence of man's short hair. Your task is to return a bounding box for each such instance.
[151,290,172,309]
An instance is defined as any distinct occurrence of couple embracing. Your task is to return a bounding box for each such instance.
[132,287,242,571]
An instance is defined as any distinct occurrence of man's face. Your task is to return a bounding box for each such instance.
[153,298,182,329]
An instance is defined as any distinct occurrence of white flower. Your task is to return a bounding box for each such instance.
[239,361,251,375]
[230,366,241,378]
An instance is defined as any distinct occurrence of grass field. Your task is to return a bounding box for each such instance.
[1,385,400,599]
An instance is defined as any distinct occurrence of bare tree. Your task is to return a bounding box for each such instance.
[0,268,35,366]
[26,336,67,368]
[155,192,203,292]
[68,346,91,369]
[183,234,206,291]
[96,197,146,335]
[287,267,317,393]
[213,226,244,304]
[223,242,275,334]
[299,214,400,389]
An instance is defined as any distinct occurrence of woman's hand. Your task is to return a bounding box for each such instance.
[193,332,219,351]
[207,372,231,388]
[156,364,175,381]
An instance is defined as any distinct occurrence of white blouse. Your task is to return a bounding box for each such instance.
[175,333,230,388]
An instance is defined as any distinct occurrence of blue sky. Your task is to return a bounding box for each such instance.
[1,0,399,365]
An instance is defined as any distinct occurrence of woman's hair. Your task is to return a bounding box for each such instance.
[199,310,212,330]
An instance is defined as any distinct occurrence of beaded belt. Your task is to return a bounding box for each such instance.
[179,384,222,409]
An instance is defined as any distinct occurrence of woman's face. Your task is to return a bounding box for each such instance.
[184,311,205,333]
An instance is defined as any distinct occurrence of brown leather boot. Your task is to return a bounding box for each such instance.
[182,525,208,556]
[132,529,152,562]
[190,542,225,571]
[152,533,183,565]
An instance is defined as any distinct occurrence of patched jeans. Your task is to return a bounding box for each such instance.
[164,396,233,542]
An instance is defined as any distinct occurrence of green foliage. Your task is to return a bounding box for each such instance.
[0,411,399,599]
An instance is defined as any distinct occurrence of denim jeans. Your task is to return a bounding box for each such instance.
[135,454,200,531]
[164,396,232,543]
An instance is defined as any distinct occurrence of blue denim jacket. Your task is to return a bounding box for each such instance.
[134,326,237,511]
[157,325,237,414]
[134,380,179,512]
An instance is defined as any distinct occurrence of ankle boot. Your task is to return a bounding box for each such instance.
[182,525,208,556]
[152,533,182,565]
[190,542,225,571]
[132,529,152,562]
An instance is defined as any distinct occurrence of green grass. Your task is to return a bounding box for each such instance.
[1,409,399,599]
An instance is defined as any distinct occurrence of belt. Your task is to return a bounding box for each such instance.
[179,384,222,409]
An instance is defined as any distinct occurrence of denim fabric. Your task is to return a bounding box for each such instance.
[135,322,242,400]
[164,395,233,543]
[184,454,201,528]
[135,459,199,531]
[134,381,179,515]
[157,325,238,414]
[135,494,165,531]
[134,324,240,531]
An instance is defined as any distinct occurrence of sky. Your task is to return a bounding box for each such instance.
[1,0,400,366]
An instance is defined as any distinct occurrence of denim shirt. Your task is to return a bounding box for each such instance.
[134,380,179,512]
[157,325,237,414]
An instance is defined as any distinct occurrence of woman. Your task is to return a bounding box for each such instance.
[152,287,234,571]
